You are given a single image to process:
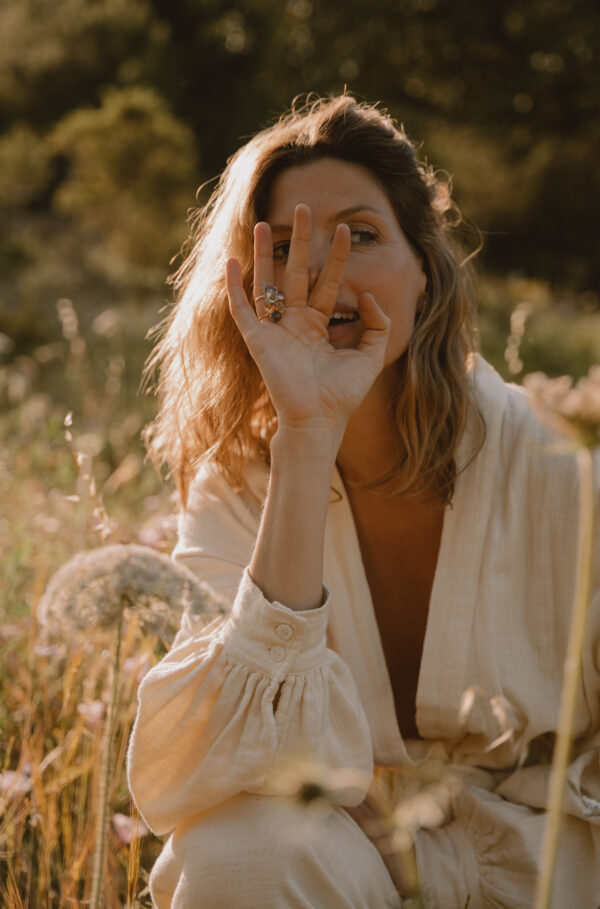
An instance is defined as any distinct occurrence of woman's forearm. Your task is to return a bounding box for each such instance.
[227,210,389,613]
[249,424,342,611]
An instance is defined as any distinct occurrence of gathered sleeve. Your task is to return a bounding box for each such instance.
[127,463,373,836]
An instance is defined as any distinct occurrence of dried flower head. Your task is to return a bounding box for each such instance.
[266,757,372,813]
[389,770,460,854]
[523,366,600,449]
[37,543,226,642]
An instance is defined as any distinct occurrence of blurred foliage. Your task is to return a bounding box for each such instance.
[0,297,172,621]
[0,0,597,363]
[50,86,198,271]
[132,0,600,289]
[0,124,54,209]
[477,276,600,380]
[0,0,161,125]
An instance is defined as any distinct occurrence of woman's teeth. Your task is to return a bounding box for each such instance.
[328,312,359,325]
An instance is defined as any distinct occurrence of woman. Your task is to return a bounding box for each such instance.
[127,96,600,907]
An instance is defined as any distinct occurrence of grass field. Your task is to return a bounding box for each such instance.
[1,273,599,905]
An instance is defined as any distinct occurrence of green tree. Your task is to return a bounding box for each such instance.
[0,0,163,128]
[51,86,199,274]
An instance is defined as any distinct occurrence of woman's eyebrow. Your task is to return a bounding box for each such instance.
[335,204,382,220]
[269,205,383,232]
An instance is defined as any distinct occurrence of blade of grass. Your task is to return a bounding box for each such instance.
[534,446,595,908]
[90,605,125,909]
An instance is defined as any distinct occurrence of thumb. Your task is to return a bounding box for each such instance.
[355,292,390,357]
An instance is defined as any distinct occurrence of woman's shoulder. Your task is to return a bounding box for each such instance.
[173,457,269,600]
[470,355,530,422]
[470,354,580,489]
[471,354,560,441]
[187,456,269,511]
[178,456,269,549]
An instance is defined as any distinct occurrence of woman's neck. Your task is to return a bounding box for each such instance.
[336,362,401,488]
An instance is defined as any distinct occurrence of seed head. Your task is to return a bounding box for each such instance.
[37,543,226,641]
[266,757,371,811]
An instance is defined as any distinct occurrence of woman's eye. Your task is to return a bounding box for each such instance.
[350,229,377,245]
[273,242,290,260]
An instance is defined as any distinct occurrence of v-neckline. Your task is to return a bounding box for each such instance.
[326,461,450,762]
[323,357,508,765]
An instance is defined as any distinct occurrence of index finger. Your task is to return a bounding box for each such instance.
[253,221,274,317]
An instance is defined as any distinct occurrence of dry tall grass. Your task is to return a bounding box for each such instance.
[1,608,160,906]
[0,300,177,905]
[1,286,598,905]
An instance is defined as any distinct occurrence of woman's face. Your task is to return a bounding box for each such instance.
[265,158,427,365]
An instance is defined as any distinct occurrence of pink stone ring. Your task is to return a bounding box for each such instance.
[256,284,285,323]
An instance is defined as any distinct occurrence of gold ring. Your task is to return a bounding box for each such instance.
[256,284,285,323]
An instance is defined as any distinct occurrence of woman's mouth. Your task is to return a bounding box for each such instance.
[327,310,360,341]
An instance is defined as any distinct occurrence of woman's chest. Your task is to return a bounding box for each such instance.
[347,493,444,739]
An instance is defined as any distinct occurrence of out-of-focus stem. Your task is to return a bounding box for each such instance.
[534,446,595,909]
[90,603,124,909]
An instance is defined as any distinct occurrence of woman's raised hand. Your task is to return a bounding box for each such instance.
[226,203,390,438]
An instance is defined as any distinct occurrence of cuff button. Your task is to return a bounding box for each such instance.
[269,645,286,662]
[276,623,294,640]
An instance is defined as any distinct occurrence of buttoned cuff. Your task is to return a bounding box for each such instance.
[221,568,331,678]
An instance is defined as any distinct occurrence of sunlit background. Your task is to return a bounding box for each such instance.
[1,1,598,903]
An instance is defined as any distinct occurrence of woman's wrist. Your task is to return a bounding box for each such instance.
[272,420,345,465]
[248,421,341,612]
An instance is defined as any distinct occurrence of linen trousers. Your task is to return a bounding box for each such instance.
[149,792,401,908]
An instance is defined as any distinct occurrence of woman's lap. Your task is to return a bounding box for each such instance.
[149,792,400,908]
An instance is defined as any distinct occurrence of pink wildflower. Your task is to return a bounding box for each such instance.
[111,812,149,845]
[77,700,106,730]
[0,769,32,799]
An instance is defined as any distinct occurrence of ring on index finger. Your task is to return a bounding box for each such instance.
[256,284,285,323]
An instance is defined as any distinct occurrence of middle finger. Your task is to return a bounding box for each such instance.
[283,204,311,307]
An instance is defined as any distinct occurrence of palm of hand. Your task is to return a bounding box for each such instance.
[244,304,386,427]
[226,204,390,433]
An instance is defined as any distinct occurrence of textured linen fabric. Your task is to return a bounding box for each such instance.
[148,792,401,908]
[127,356,600,908]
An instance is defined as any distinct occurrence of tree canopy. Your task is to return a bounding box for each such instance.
[0,0,597,348]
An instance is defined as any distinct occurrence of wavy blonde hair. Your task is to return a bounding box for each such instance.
[145,95,484,506]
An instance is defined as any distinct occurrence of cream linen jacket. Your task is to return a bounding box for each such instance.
[127,357,600,908]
